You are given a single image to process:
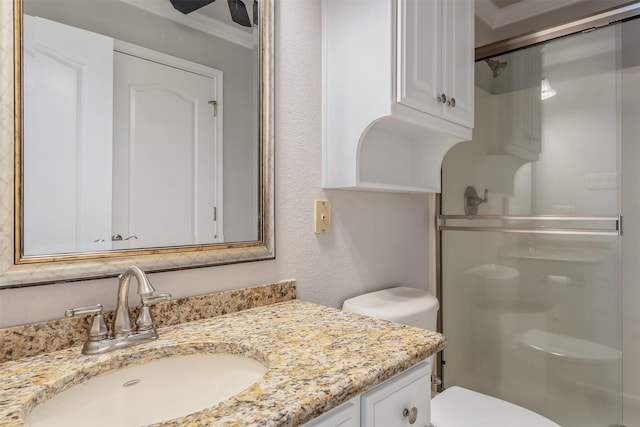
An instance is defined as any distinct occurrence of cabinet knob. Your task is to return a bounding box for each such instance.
[447,97,456,108]
[403,407,418,424]
[437,93,447,104]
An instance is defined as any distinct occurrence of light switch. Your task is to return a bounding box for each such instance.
[314,200,331,234]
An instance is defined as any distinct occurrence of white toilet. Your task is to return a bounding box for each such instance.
[342,286,560,427]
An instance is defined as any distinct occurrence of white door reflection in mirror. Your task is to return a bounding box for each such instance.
[23,15,114,256]
[23,16,223,255]
[112,49,223,250]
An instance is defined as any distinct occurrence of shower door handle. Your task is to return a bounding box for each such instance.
[439,214,622,236]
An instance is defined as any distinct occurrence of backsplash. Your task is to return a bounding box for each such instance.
[0,280,296,363]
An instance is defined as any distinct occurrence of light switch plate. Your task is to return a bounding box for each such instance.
[314,200,331,233]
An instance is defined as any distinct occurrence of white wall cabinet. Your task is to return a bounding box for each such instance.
[397,0,474,128]
[323,0,474,193]
[303,361,431,427]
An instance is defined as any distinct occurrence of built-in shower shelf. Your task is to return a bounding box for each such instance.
[498,239,614,264]
[517,329,621,363]
[462,264,520,280]
[474,299,551,314]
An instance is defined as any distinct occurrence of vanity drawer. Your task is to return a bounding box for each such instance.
[303,396,360,427]
[361,361,431,427]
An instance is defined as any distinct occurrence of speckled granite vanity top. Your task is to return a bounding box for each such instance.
[0,299,445,426]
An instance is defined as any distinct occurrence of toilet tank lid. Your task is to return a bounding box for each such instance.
[342,286,438,324]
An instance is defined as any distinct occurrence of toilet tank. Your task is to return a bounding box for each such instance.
[342,286,439,330]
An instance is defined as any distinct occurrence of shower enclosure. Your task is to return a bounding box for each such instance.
[439,9,640,427]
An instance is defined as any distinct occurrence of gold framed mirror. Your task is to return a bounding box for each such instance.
[0,0,274,287]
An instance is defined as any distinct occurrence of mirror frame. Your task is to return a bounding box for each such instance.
[0,0,274,288]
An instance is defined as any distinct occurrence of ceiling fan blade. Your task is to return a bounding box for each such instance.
[227,0,252,27]
[170,0,216,14]
[253,0,258,26]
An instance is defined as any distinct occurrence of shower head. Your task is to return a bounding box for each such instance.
[486,59,508,78]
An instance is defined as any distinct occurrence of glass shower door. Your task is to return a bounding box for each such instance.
[440,23,623,427]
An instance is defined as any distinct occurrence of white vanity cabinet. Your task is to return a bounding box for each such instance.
[303,361,432,427]
[322,0,474,193]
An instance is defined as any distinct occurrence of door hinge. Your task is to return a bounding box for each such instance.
[208,100,218,117]
[213,206,217,221]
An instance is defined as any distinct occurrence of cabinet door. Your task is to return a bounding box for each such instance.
[361,362,432,427]
[441,0,474,128]
[396,0,442,117]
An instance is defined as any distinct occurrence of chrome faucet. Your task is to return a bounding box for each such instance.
[113,266,155,337]
[66,266,171,355]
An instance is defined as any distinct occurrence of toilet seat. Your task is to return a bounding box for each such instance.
[431,386,560,427]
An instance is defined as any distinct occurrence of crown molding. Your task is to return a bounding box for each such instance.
[121,0,256,49]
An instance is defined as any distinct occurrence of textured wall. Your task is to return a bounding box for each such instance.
[0,0,432,328]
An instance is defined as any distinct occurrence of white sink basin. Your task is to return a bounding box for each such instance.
[26,353,268,427]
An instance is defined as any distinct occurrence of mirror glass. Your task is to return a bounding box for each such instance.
[20,0,263,260]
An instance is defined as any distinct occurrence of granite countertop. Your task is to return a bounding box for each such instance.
[0,300,446,426]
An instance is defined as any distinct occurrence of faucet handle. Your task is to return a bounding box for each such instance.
[65,304,108,342]
[65,303,103,318]
[141,293,171,306]
[137,293,171,331]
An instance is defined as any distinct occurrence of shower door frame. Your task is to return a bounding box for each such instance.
[475,1,640,61]
[435,0,640,392]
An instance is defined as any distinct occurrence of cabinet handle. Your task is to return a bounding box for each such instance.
[437,93,447,104]
[447,97,456,108]
[403,407,418,424]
